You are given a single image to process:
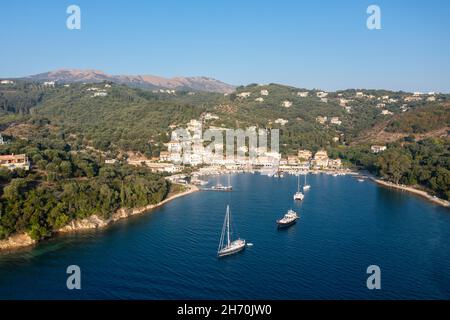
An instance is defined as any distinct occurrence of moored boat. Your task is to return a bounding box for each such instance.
[277,209,299,228]
[218,205,246,257]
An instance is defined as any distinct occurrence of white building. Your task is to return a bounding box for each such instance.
[274,118,289,126]
[339,99,349,106]
[93,91,108,97]
[312,150,329,168]
[381,110,393,115]
[330,117,342,125]
[237,92,251,98]
[282,100,293,108]
[297,150,313,161]
[260,89,269,96]
[203,113,219,120]
[316,116,327,124]
[0,154,30,171]
[316,91,328,98]
[43,81,56,87]
[187,119,202,132]
[297,91,309,97]
[371,145,387,153]
[255,97,264,102]
[0,80,14,85]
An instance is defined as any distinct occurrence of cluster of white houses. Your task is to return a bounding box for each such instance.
[122,114,347,174]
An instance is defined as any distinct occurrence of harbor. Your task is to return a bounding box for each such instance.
[1,173,449,299]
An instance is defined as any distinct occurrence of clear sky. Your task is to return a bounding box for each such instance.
[1,0,449,92]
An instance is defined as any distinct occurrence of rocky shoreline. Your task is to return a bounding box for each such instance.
[0,184,199,252]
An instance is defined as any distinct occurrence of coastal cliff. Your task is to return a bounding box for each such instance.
[0,185,199,251]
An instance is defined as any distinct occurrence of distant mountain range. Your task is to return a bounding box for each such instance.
[18,69,236,93]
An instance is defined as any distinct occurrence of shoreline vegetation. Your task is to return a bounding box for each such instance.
[370,177,450,208]
[1,167,448,252]
[0,183,199,252]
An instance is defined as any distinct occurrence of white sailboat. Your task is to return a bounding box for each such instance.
[293,174,304,201]
[217,205,246,257]
[303,173,311,191]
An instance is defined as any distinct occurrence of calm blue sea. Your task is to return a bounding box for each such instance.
[0,173,449,299]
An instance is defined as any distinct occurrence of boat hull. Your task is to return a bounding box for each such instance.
[277,219,297,229]
[218,241,246,257]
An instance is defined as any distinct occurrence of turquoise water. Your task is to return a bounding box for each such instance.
[0,173,449,299]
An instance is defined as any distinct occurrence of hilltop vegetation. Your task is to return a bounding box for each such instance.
[386,103,450,134]
[0,124,170,240]
[0,79,448,238]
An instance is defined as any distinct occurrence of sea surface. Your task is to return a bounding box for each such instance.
[0,173,449,299]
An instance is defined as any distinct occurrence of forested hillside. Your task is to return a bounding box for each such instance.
[0,79,448,240]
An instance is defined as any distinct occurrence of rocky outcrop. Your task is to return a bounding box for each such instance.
[0,233,36,250]
[57,214,109,232]
[58,185,199,233]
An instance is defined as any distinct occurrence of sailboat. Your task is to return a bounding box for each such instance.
[303,173,311,191]
[293,174,304,201]
[217,205,246,257]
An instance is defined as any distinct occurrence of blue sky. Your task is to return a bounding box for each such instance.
[1,0,449,92]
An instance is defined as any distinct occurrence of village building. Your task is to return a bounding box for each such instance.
[312,150,329,169]
[287,156,299,165]
[237,92,251,98]
[203,113,219,120]
[282,100,293,108]
[328,158,342,169]
[187,119,202,132]
[371,145,387,153]
[260,89,269,96]
[159,151,170,162]
[274,118,288,126]
[316,116,327,124]
[0,154,30,171]
[330,117,342,125]
[297,150,313,161]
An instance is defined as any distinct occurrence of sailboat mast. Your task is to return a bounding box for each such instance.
[227,206,231,246]
[297,174,300,192]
